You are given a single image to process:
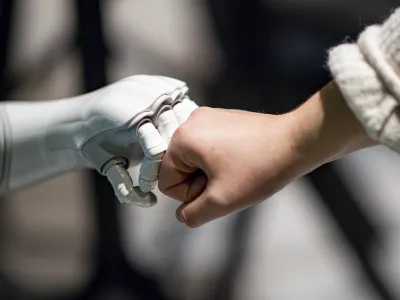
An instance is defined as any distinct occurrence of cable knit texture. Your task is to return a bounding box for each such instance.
[328,8,400,152]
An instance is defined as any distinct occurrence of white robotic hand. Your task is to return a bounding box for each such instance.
[80,75,198,207]
[0,75,198,207]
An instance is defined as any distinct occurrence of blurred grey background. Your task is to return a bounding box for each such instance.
[0,1,400,299]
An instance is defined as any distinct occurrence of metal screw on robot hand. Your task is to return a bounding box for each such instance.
[102,158,157,208]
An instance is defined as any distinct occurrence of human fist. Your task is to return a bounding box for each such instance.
[159,108,304,227]
[158,82,377,227]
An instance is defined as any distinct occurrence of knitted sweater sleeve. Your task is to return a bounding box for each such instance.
[328,8,400,152]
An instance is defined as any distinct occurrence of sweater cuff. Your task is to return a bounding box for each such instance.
[328,8,400,152]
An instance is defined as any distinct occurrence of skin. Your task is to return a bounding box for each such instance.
[158,81,377,228]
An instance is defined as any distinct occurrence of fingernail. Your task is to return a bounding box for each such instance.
[176,206,186,223]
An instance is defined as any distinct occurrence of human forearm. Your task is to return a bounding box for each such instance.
[289,81,377,172]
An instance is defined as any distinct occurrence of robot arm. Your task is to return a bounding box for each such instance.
[0,75,198,207]
[0,97,91,193]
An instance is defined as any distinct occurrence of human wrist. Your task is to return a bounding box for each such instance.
[289,81,377,171]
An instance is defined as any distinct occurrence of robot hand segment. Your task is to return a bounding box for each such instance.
[135,98,198,199]
[98,95,198,208]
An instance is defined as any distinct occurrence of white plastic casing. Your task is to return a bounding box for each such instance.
[0,75,198,206]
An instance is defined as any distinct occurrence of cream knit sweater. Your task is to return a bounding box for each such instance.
[328,8,400,152]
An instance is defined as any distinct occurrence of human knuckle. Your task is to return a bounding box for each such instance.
[171,125,186,140]
[191,106,210,118]
[207,191,229,209]
[172,124,194,147]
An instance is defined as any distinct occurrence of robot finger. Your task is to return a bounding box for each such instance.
[138,153,163,193]
[154,106,180,141]
[136,119,168,192]
[137,101,195,192]
[136,119,168,157]
[103,158,157,208]
[172,97,199,124]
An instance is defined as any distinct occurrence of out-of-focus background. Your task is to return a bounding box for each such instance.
[0,1,400,299]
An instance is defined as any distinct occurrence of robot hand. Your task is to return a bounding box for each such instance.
[1,75,198,207]
[79,75,198,207]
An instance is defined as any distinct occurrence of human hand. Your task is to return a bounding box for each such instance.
[158,107,305,227]
[159,83,376,227]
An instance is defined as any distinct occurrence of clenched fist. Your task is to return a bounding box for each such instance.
[159,83,375,227]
